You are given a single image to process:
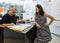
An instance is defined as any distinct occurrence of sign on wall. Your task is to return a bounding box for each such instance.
[0,8,4,12]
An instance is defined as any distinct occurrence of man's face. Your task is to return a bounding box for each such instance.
[13,8,16,13]
[10,8,16,15]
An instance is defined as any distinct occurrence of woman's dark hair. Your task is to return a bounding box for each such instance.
[35,4,45,16]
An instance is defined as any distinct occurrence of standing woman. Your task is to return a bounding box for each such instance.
[34,4,55,43]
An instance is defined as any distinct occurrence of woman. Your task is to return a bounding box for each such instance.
[34,4,55,43]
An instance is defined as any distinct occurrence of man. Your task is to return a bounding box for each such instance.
[1,8,24,26]
[0,24,5,43]
[0,16,6,43]
[0,8,24,43]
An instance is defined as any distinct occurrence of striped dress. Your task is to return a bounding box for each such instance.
[35,14,52,43]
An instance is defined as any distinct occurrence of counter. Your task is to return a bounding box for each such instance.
[4,22,37,43]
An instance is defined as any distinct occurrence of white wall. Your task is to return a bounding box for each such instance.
[43,0,60,35]
[0,0,37,20]
[50,0,60,35]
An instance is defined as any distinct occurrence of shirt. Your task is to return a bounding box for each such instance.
[1,13,17,24]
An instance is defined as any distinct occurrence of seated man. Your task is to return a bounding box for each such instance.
[1,8,24,27]
[0,8,25,43]
[0,24,5,43]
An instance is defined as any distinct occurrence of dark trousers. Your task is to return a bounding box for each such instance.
[29,39,35,43]
[26,25,37,43]
[0,27,4,43]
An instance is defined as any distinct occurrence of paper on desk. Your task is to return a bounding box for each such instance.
[7,24,31,32]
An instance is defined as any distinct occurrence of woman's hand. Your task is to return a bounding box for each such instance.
[36,24,41,29]
[44,23,49,26]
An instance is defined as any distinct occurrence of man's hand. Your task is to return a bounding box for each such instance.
[0,25,6,28]
[10,23,14,26]
[2,23,14,27]
[17,19,25,23]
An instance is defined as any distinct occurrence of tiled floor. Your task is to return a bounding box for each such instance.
[49,34,60,43]
[4,34,60,43]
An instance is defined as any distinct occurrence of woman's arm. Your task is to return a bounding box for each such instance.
[34,14,41,28]
[34,14,39,25]
[44,14,55,26]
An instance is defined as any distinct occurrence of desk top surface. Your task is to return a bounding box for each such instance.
[7,22,35,34]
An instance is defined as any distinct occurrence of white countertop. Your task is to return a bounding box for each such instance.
[7,22,35,34]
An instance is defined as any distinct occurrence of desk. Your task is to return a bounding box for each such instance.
[4,22,37,43]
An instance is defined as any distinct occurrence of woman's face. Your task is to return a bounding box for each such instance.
[35,7,40,13]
